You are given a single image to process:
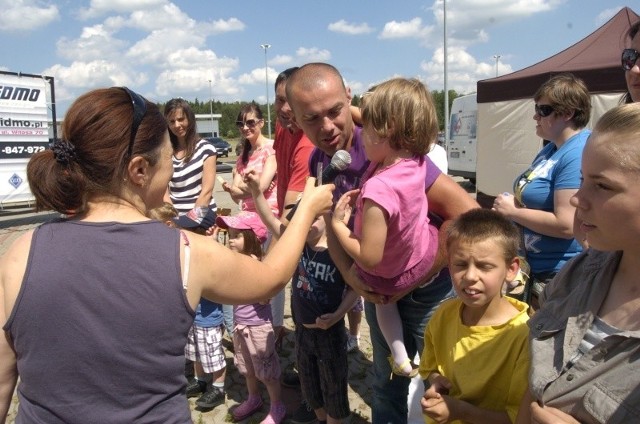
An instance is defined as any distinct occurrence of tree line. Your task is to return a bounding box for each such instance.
[159,89,465,140]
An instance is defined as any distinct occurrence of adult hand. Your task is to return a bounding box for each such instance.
[221,181,232,193]
[298,177,334,217]
[243,169,261,196]
[342,263,387,304]
[530,403,581,424]
[492,192,519,218]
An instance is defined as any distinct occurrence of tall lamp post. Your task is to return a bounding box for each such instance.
[493,55,501,77]
[260,43,272,138]
[208,79,214,137]
[443,0,449,151]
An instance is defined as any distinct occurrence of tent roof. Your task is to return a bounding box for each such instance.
[477,7,639,103]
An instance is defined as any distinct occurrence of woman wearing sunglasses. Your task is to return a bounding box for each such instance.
[164,98,218,221]
[222,103,278,217]
[0,87,335,423]
[220,103,286,344]
[492,73,591,309]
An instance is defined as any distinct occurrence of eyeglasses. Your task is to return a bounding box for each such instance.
[534,104,555,118]
[622,48,640,71]
[235,119,261,128]
[116,87,147,157]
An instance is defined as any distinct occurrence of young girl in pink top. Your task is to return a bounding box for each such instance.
[331,78,439,378]
[215,214,285,424]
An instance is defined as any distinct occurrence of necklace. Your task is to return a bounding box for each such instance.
[303,245,322,273]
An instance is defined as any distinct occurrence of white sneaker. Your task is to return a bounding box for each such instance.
[346,335,360,353]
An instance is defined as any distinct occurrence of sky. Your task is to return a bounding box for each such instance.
[0,0,634,117]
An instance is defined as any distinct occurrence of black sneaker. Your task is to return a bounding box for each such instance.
[290,399,316,424]
[195,386,225,409]
[282,368,301,388]
[185,378,207,398]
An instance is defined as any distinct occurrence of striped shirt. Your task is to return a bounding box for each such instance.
[169,138,217,214]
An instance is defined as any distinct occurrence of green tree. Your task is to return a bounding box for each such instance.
[431,89,462,132]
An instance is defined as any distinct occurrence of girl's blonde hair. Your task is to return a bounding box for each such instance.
[148,202,178,222]
[360,77,438,155]
[592,103,640,172]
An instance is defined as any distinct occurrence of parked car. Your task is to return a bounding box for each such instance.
[205,137,231,158]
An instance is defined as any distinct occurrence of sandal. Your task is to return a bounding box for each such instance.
[388,355,419,379]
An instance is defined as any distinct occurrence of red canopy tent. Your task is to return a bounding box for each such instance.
[475,7,639,200]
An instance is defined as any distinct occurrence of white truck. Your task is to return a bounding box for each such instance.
[447,93,477,183]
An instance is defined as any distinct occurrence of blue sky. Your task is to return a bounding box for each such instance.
[0,0,633,117]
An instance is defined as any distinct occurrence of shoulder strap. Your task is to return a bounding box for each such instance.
[179,230,190,290]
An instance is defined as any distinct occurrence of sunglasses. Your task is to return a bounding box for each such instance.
[535,104,555,118]
[622,48,640,71]
[235,119,261,129]
[116,87,147,157]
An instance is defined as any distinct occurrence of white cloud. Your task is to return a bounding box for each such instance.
[295,47,331,62]
[269,54,293,67]
[77,0,165,20]
[420,46,513,94]
[328,19,374,35]
[595,6,623,27]
[379,17,430,39]
[126,28,207,65]
[56,24,128,62]
[128,3,195,32]
[43,60,148,93]
[0,0,59,31]
[206,17,245,34]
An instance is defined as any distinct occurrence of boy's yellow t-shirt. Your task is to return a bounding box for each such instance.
[418,297,530,424]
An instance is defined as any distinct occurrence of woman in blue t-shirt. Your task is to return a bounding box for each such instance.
[493,73,591,308]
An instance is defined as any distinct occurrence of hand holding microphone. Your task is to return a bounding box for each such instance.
[285,149,352,221]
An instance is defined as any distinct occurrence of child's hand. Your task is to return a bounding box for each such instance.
[221,181,232,193]
[421,392,454,424]
[206,225,220,238]
[332,189,359,224]
[314,312,338,330]
[427,373,452,396]
[243,170,261,196]
[530,403,581,424]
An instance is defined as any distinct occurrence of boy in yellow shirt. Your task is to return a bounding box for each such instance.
[419,208,530,424]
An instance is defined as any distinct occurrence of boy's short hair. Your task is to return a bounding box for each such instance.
[148,202,178,222]
[447,208,520,263]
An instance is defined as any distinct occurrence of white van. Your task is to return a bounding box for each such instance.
[447,93,477,183]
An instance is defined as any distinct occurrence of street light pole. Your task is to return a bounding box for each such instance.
[260,43,272,138]
[443,0,449,151]
[493,55,501,77]
[208,79,214,137]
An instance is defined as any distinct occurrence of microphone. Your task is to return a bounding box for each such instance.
[285,150,352,221]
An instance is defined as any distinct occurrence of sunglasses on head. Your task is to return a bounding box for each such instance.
[622,48,640,71]
[535,104,555,118]
[235,119,261,129]
[116,87,147,157]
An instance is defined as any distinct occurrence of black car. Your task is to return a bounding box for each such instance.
[205,137,231,158]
